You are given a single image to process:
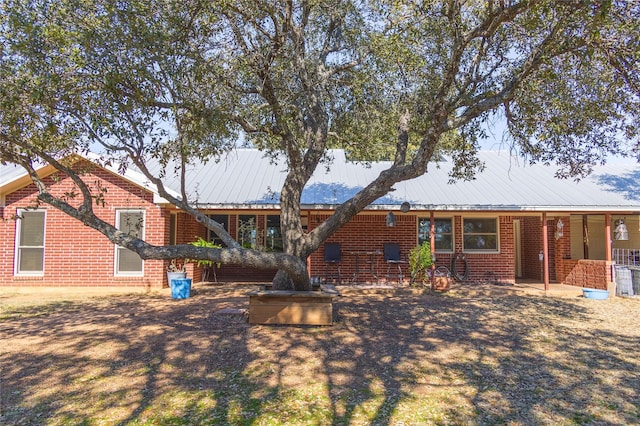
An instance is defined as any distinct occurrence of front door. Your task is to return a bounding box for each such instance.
[514,219,522,278]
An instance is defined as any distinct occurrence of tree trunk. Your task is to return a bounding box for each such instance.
[271,259,311,291]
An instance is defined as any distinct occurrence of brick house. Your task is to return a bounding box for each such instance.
[1,150,639,290]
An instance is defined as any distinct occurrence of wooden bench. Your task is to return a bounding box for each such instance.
[248,287,340,325]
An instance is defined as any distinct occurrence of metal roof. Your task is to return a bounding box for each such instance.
[3,149,640,212]
[0,162,29,186]
[145,149,640,212]
[392,152,640,212]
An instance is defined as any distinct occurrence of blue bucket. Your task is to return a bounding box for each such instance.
[171,278,192,299]
[582,288,609,300]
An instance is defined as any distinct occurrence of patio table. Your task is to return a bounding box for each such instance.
[348,250,382,284]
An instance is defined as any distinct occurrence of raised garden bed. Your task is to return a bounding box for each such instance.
[248,285,340,325]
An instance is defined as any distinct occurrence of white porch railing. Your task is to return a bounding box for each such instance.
[612,248,640,267]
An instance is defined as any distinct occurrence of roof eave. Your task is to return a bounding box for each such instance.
[185,203,640,213]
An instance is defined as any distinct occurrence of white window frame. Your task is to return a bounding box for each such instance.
[114,209,145,276]
[462,217,500,253]
[14,209,46,276]
[418,217,454,253]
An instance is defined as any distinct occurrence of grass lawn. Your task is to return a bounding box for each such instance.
[1,283,639,425]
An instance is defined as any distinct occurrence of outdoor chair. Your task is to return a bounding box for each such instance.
[324,242,342,284]
[384,243,406,284]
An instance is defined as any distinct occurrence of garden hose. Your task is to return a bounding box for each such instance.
[451,253,470,281]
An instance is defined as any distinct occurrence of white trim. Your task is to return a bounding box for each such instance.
[462,217,500,253]
[14,209,46,276]
[114,209,145,276]
[418,216,454,253]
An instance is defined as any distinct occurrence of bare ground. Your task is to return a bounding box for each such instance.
[1,283,639,425]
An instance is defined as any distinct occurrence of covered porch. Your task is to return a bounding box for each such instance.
[524,212,639,295]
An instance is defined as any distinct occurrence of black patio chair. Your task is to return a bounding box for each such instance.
[324,242,342,284]
[384,243,406,284]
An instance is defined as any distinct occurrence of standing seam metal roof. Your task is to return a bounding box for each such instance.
[2,149,639,211]
[143,149,640,211]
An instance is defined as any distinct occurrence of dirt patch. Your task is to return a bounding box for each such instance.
[1,283,639,425]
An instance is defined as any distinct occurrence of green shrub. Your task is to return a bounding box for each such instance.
[409,241,433,285]
[187,237,222,268]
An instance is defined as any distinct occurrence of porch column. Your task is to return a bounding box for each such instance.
[605,213,612,262]
[430,211,436,275]
[543,212,550,290]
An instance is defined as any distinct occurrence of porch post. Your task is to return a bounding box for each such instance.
[543,212,550,290]
[605,213,612,262]
[430,211,436,275]
[582,214,589,259]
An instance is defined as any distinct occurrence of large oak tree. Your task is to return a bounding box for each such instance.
[1,0,638,289]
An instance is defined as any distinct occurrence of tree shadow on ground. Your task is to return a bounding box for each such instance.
[1,285,639,424]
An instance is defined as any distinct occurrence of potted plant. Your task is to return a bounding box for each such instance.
[408,241,433,286]
[167,259,187,285]
[187,237,222,282]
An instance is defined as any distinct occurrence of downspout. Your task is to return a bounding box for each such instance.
[543,212,550,291]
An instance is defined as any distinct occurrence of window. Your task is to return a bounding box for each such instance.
[208,214,229,246]
[418,217,453,251]
[463,218,498,251]
[115,210,144,275]
[238,214,257,248]
[15,210,46,275]
[266,215,283,252]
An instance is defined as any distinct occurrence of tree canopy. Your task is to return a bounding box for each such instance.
[1,0,638,289]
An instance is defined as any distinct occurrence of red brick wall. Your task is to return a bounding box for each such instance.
[444,215,515,284]
[0,164,531,289]
[308,213,415,284]
[554,214,614,290]
[308,213,516,285]
[561,260,614,290]
[176,213,278,283]
[0,163,166,288]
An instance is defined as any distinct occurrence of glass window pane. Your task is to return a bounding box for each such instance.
[435,219,452,234]
[463,218,498,251]
[266,215,283,252]
[208,214,229,246]
[19,247,44,272]
[118,247,143,272]
[238,215,257,248]
[436,234,453,251]
[464,218,496,233]
[119,212,144,237]
[20,212,45,246]
[418,217,453,251]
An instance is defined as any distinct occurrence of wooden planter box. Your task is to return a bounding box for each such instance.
[248,289,338,325]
